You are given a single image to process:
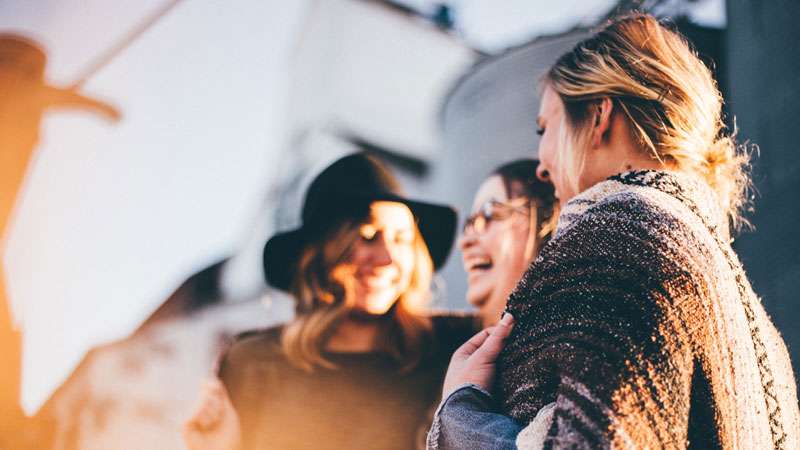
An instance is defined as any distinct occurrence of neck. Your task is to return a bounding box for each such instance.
[582,145,667,192]
[586,111,669,186]
[324,317,382,352]
[619,154,666,173]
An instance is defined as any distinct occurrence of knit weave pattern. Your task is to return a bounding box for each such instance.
[497,171,799,449]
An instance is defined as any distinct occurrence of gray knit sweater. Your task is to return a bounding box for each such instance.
[497,171,799,449]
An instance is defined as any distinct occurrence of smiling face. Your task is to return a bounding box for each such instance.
[340,201,417,315]
[459,176,534,327]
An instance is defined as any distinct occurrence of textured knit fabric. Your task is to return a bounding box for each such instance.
[219,314,478,450]
[497,170,800,449]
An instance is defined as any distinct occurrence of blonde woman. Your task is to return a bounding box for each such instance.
[431,14,799,450]
[184,153,477,450]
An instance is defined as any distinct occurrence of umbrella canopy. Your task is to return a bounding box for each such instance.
[0,0,308,414]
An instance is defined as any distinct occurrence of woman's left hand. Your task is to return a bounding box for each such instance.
[182,378,241,450]
[441,313,515,397]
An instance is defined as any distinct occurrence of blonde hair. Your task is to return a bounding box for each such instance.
[282,212,434,372]
[545,13,752,231]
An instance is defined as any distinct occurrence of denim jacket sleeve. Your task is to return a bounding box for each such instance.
[426,384,522,450]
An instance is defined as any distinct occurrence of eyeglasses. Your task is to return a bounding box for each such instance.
[462,199,530,235]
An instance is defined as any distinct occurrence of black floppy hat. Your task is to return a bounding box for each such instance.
[263,153,457,291]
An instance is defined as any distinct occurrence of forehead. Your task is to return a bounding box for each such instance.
[471,176,508,211]
[368,201,414,228]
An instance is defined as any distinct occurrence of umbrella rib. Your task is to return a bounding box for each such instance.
[69,0,185,89]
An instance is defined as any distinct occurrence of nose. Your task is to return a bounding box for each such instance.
[458,229,478,252]
[536,164,550,183]
[369,237,394,267]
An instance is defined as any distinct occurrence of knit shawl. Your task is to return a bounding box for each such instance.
[497,170,799,449]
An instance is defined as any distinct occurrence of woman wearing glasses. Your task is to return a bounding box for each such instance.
[459,160,558,328]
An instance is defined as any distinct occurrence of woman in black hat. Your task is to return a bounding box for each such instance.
[184,153,477,450]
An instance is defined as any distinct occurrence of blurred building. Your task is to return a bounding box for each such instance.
[726,0,800,381]
[432,29,589,309]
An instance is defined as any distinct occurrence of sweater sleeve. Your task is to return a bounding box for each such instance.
[427,384,521,450]
[498,196,698,448]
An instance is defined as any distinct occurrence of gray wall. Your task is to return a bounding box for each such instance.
[432,31,588,310]
[726,0,800,380]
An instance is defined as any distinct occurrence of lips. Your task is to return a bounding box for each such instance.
[464,256,493,308]
[357,271,397,288]
[465,257,493,273]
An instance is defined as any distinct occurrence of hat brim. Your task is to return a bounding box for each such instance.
[263,194,457,291]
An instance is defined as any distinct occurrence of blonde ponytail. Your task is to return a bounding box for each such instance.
[546,14,752,231]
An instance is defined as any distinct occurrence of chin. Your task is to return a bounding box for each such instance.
[465,291,489,309]
[359,294,399,315]
[361,306,393,316]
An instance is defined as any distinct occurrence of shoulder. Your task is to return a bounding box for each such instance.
[571,188,676,232]
[550,188,692,265]
[431,312,480,337]
[222,325,285,368]
[429,312,481,355]
[508,186,704,322]
[555,173,715,252]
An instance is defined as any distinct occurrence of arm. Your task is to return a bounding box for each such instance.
[428,384,521,450]
[427,315,522,450]
[499,203,696,448]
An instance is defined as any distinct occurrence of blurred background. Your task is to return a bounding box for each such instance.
[0,0,797,448]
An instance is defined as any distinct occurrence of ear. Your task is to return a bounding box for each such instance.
[590,97,614,149]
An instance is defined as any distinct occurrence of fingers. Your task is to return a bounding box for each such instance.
[185,379,228,431]
[454,326,495,358]
[473,313,514,362]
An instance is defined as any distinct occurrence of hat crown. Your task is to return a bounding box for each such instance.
[301,153,402,224]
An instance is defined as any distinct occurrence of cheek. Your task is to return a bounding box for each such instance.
[478,228,503,256]
[485,227,514,264]
[539,134,554,162]
[346,241,367,265]
[499,231,520,260]
[394,248,416,281]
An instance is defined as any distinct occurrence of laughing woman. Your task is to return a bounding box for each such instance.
[184,153,477,450]
[430,14,799,450]
[460,159,557,328]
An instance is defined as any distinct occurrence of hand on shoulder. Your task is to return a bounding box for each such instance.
[441,313,514,397]
[183,378,241,450]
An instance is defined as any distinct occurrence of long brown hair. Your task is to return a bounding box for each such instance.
[281,209,434,372]
[545,13,751,231]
